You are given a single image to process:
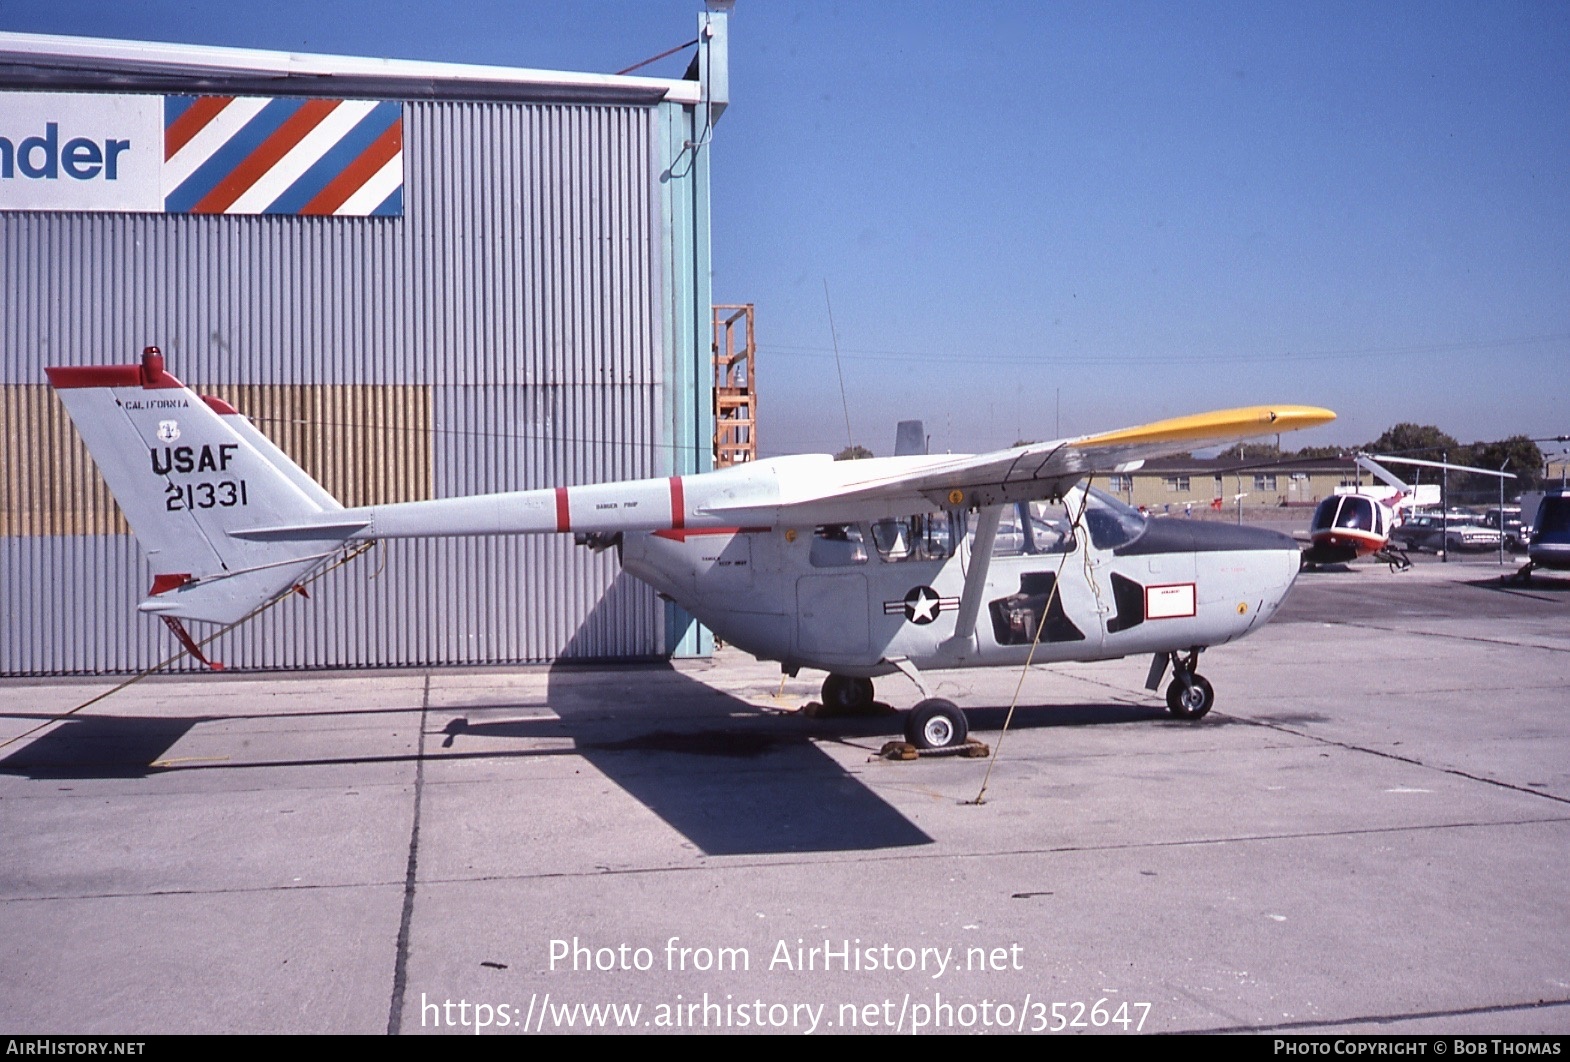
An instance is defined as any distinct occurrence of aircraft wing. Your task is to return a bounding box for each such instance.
[700,404,1336,525]
[245,402,1333,537]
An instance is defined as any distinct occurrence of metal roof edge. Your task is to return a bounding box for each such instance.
[0,29,703,105]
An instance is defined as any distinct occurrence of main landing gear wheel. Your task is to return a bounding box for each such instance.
[1166,674,1215,720]
[905,698,969,750]
[821,674,875,714]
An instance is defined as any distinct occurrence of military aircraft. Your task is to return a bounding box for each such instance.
[47,348,1335,750]
[1302,453,1513,571]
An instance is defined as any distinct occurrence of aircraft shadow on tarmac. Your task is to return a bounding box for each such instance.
[0,715,204,780]
[438,574,933,856]
[438,577,1237,856]
[439,694,934,857]
[0,576,1296,852]
[1467,574,1570,600]
[439,680,1200,857]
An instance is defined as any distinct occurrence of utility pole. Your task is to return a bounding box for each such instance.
[1499,459,1509,566]
[1441,450,1449,564]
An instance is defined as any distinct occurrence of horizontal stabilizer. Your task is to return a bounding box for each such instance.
[135,556,339,625]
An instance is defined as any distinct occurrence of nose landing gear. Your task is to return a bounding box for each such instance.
[1149,648,1215,720]
[1166,672,1215,719]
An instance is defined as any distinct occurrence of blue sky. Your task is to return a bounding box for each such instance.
[5,1,1567,459]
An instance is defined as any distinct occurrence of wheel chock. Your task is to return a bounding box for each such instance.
[875,739,990,761]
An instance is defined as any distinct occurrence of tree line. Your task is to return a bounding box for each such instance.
[1218,424,1550,497]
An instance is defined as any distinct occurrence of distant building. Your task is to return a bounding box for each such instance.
[1546,456,1570,487]
[1103,457,1353,516]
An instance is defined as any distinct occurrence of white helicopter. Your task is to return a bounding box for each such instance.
[1303,453,1514,571]
[48,348,1335,750]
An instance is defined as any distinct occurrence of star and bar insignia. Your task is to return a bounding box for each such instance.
[883,585,960,625]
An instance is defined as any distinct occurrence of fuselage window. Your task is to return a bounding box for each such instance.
[809,524,868,567]
[871,512,957,563]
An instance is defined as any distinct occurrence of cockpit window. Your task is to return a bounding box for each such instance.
[809,524,868,567]
[962,486,1143,554]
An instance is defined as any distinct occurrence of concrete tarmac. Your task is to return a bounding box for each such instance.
[2,551,1568,1035]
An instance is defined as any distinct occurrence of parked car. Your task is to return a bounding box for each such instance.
[1390,512,1442,551]
[1480,507,1529,551]
[1391,511,1503,553]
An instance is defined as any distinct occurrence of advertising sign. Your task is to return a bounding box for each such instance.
[1,92,403,216]
[0,92,161,212]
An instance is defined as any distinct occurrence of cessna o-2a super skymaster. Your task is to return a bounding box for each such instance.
[48,349,1335,751]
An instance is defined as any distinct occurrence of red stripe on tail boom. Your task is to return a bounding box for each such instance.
[669,477,685,529]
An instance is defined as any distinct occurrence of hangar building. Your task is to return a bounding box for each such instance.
[0,9,729,674]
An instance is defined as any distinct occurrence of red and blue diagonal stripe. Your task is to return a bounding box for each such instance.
[163,95,403,216]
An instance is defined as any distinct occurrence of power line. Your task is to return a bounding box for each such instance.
[823,280,855,450]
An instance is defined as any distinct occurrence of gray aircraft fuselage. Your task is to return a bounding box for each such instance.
[621,489,1301,682]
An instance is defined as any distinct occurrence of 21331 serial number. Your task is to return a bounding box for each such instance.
[165,480,249,511]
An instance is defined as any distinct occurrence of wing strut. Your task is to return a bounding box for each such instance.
[943,504,1005,656]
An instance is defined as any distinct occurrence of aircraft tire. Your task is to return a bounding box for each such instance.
[821,674,875,714]
[905,698,969,749]
[1166,675,1215,720]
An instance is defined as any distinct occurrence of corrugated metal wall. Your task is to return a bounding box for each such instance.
[1,100,696,674]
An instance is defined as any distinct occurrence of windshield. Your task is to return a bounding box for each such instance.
[1080,484,1148,550]
[1539,497,1570,537]
[1334,496,1375,533]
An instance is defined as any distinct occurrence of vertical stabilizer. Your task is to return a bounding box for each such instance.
[895,420,927,457]
[47,348,359,624]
